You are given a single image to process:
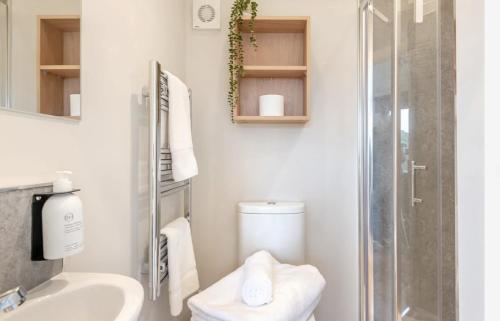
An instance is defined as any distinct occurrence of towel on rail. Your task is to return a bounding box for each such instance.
[161,217,200,316]
[167,71,198,181]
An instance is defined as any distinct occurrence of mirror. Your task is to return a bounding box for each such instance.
[0,0,81,119]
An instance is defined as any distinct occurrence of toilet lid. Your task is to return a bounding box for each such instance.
[238,201,305,214]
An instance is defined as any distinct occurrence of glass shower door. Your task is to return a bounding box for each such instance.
[360,1,456,321]
[360,1,396,320]
[396,1,456,321]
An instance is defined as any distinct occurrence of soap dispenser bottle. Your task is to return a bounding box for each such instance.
[42,171,84,260]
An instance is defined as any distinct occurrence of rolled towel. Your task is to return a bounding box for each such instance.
[241,251,276,307]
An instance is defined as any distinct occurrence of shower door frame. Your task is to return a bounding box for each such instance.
[358,0,400,320]
[358,1,375,321]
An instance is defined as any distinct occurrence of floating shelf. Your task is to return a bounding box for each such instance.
[40,65,80,78]
[239,16,308,33]
[38,16,80,32]
[234,115,309,124]
[234,16,310,124]
[242,66,307,78]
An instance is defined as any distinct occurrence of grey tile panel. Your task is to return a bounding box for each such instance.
[0,186,62,293]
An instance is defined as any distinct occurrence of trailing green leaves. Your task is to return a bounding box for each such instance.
[228,0,258,122]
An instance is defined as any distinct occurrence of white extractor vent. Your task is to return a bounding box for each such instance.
[193,0,221,30]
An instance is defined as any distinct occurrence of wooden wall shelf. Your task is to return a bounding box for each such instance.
[37,15,81,117]
[40,65,80,78]
[234,16,310,124]
[242,66,307,78]
[235,116,309,124]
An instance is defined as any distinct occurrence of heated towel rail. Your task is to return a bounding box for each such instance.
[143,61,192,301]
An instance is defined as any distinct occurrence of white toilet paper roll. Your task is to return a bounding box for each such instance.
[259,95,284,116]
[70,94,81,117]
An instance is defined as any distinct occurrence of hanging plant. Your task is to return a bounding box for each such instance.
[228,0,258,122]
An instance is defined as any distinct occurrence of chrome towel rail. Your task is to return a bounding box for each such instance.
[144,61,193,301]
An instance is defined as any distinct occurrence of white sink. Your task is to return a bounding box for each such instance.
[0,273,144,321]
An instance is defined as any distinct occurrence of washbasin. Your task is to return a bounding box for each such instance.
[0,273,144,321]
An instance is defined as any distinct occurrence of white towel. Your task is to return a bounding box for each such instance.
[188,257,325,321]
[161,217,200,316]
[191,302,318,321]
[166,71,198,182]
[241,251,275,307]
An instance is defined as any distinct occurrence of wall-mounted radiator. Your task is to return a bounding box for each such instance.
[143,61,192,301]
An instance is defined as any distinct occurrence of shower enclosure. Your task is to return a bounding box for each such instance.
[358,1,456,321]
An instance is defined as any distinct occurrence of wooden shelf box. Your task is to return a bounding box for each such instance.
[234,16,310,124]
[38,16,80,117]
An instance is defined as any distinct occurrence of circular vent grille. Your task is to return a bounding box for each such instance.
[198,4,216,23]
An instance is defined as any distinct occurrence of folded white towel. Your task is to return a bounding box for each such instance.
[161,217,200,316]
[166,71,198,182]
[191,313,316,321]
[188,256,325,321]
[191,299,318,321]
[241,251,275,307]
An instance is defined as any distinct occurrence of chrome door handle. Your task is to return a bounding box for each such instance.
[411,161,427,207]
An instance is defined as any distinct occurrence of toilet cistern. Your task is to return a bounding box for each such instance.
[238,201,306,265]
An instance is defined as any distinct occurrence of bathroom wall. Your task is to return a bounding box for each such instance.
[456,0,485,320]
[484,0,500,320]
[0,111,81,187]
[0,185,62,293]
[185,1,359,320]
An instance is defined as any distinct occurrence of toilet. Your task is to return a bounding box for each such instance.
[189,201,320,321]
[238,201,316,321]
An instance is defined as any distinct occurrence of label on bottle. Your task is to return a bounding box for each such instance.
[62,210,83,253]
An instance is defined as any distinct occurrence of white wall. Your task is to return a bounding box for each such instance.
[185,1,359,320]
[484,0,500,320]
[9,0,80,112]
[456,2,500,319]
[0,111,81,185]
[456,0,485,320]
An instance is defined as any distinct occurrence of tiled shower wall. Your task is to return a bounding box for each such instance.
[0,185,62,293]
